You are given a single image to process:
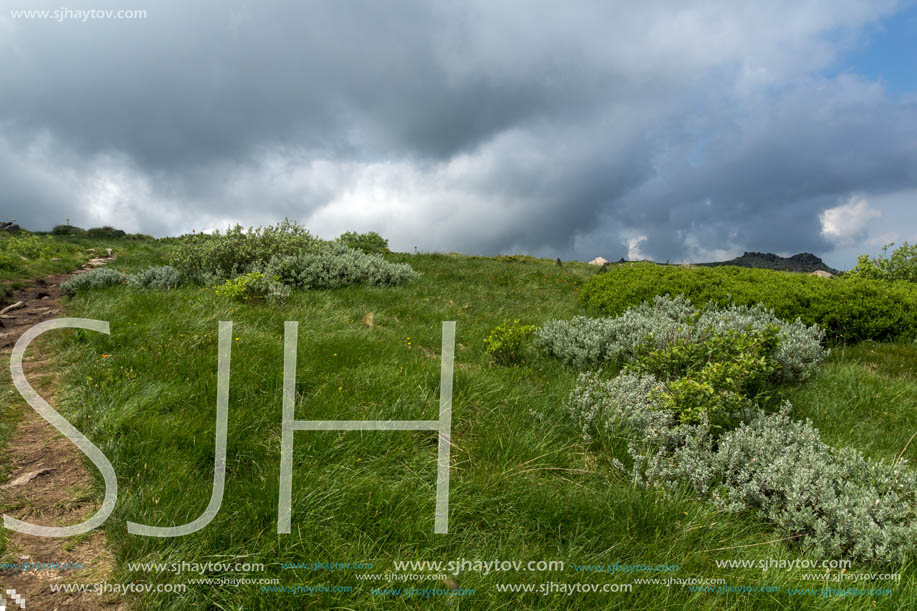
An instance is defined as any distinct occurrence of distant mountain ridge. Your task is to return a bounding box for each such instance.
[696,251,839,274]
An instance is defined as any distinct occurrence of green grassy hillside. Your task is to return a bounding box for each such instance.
[3,235,915,609]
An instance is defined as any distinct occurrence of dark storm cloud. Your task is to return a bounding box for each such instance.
[0,1,586,167]
[0,0,914,267]
[615,76,917,261]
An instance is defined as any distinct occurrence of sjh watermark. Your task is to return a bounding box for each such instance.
[393,559,563,575]
[125,560,264,574]
[9,8,147,22]
[4,319,456,538]
[714,558,852,572]
[0,561,83,572]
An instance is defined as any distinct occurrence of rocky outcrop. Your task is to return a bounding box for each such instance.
[698,251,839,274]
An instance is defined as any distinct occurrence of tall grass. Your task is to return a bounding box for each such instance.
[0,232,159,303]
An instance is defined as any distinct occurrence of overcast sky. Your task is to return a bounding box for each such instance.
[2,1,916,268]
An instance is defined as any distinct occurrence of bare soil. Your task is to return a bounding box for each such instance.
[0,257,125,610]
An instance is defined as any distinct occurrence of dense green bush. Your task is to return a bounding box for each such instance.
[0,251,19,271]
[849,241,917,283]
[212,271,288,302]
[2,234,56,259]
[580,262,917,343]
[336,230,389,254]
[568,374,917,565]
[86,226,127,238]
[536,295,826,380]
[0,233,83,271]
[625,327,782,429]
[51,224,86,235]
[483,319,537,365]
[0,249,26,271]
[626,325,780,382]
[168,219,324,281]
[61,268,127,295]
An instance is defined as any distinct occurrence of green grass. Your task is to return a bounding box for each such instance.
[12,244,916,609]
[0,232,160,304]
[784,341,917,465]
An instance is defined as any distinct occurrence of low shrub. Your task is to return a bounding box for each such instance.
[568,374,917,566]
[213,271,289,303]
[536,295,826,381]
[168,219,323,281]
[61,268,127,295]
[651,372,755,431]
[127,266,182,290]
[483,319,537,365]
[535,294,697,369]
[626,325,780,382]
[255,243,417,289]
[167,221,415,296]
[557,302,807,436]
[705,412,917,565]
[626,326,782,429]
[566,371,668,442]
[60,223,415,300]
[580,263,917,343]
[336,231,389,254]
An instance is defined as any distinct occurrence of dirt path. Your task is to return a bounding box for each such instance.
[0,255,125,610]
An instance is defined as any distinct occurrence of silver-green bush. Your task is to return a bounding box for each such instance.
[127,265,182,290]
[255,243,418,289]
[695,302,826,382]
[536,295,826,381]
[567,373,917,565]
[61,267,127,295]
[534,295,695,369]
[706,413,917,564]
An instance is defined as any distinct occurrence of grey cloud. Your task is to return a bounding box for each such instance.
[0,0,913,269]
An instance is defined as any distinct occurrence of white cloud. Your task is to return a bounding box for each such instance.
[625,235,648,260]
[680,233,743,264]
[819,195,882,246]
